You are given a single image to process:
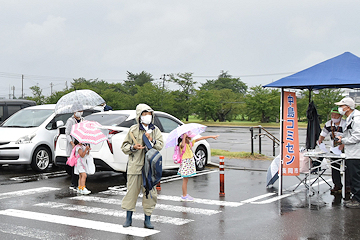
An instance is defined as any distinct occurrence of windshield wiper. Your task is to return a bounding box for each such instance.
[2,125,27,128]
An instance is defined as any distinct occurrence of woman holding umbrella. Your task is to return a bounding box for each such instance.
[65,106,84,190]
[55,89,105,190]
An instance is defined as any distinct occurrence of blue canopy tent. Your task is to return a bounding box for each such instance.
[265,52,360,90]
[264,51,360,195]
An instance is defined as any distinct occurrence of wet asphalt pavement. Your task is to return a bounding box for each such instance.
[0,126,359,239]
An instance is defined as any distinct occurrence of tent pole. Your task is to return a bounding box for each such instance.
[279,88,284,196]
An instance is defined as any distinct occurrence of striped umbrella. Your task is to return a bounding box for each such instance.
[71,120,107,145]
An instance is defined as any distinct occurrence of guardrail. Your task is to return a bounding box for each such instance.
[249,125,280,156]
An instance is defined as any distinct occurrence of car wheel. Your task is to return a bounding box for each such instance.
[31,146,51,172]
[122,171,127,183]
[194,145,207,171]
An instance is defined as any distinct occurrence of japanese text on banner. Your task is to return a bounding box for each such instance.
[282,92,299,176]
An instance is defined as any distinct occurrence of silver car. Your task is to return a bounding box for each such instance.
[0,104,98,172]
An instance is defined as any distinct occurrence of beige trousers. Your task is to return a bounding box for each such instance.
[121,174,157,216]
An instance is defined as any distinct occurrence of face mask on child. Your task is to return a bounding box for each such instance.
[141,115,152,125]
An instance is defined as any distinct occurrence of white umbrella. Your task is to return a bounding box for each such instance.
[55,89,105,114]
[266,154,280,187]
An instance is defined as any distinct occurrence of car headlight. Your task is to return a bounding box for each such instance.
[15,133,36,144]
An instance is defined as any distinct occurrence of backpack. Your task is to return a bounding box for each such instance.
[173,141,192,164]
[142,133,162,199]
[66,146,79,167]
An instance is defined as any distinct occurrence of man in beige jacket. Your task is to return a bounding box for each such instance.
[121,103,164,229]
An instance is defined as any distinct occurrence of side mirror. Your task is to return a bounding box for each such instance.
[56,120,64,128]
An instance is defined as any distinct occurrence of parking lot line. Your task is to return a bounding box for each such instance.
[0,209,159,237]
[240,192,277,203]
[0,187,61,200]
[35,202,193,225]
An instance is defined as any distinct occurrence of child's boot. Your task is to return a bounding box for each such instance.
[123,211,133,227]
[144,214,154,229]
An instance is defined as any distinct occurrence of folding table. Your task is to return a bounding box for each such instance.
[296,152,346,200]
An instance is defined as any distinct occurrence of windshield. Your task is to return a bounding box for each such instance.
[1,109,54,128]
[85,114,129,126]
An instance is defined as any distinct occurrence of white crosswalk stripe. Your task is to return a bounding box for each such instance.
[0,187,60,200]
[71,195,221,215]
[0,209,159,237]
[0,222,97,240]
[101,190,244,207]
[35,201,194,225]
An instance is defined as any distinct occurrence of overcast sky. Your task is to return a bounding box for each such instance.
[0,1,359,99]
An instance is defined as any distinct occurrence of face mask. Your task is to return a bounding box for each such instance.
[331,118,341,123]
[141,115,152,125]
[338,107,347,115]
[75,112,83,118]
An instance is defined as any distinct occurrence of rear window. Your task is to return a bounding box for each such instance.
[7,105,22,116]
[85,114,129,126]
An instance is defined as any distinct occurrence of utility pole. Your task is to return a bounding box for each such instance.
[160,74,170,90]
[11,86,15,99]
[159,74,169,109]
[22,75,24,99]
[50,82,53,95]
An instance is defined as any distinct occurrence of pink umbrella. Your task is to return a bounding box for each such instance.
[71,120,107,145]
[165,123,207,148]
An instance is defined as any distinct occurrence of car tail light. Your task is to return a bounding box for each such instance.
[107,130,119,154]
[54,135,59,149]
[107,140,113,154]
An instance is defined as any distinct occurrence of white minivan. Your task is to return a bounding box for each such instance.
[0,104,98,172]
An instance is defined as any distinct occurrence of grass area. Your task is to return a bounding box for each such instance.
[184,116,307,128]
[211,149,272,160]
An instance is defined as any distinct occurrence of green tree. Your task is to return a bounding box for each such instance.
[169,72,197,121]
[27,85,45,105]
[298,89,344,123]
[134,82,175,113]
[45,89,72,104]
[192,89,218,121]
[245,85,280,123]
[124,71,154,95]
[192,89,243,122]
[200,70,248,94]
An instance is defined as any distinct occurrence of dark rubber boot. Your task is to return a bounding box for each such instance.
[144,215,154,229]
[123,211,133,227]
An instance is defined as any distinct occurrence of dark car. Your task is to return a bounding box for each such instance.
[0,99,36,123]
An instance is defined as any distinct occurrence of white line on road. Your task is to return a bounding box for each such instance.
[0,209,159,237]
[0,187,61,200]
[0,222,97,240]
[9,171,68,181]
[240,193,277,203]
[71,195,221,215]
[251,178,332,204]
[35,202,193,225]
[101,190,243,207]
